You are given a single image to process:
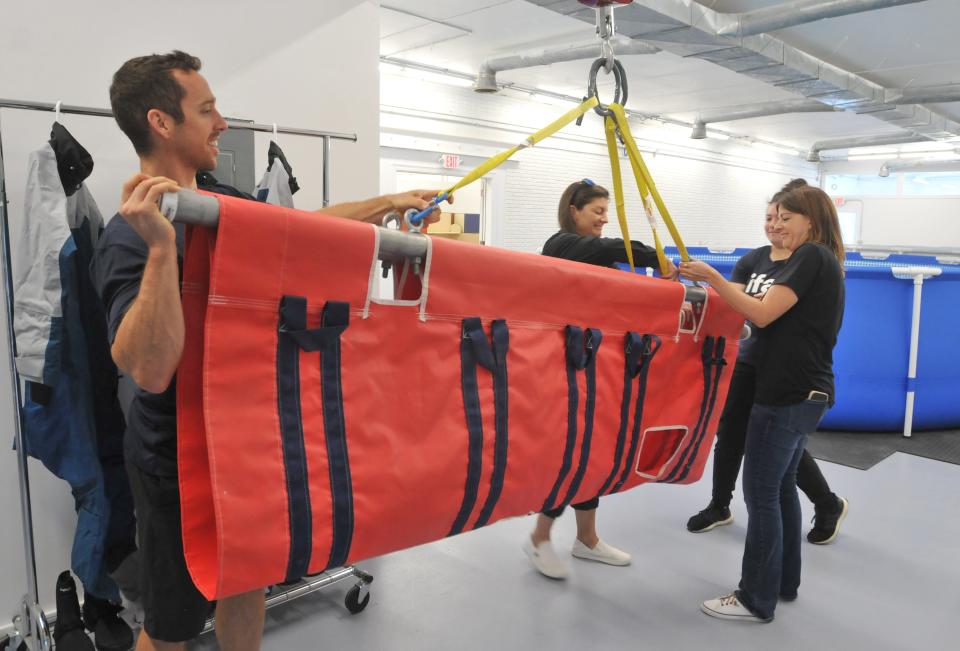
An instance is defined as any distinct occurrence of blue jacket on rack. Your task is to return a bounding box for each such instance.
[12,123,135,602]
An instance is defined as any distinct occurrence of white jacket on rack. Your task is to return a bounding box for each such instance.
[13,124,103,384]
[254,140,299,208]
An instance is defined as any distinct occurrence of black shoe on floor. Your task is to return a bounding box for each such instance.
[807,496,849,545]
[687,501,734,533]
[82,594,134,651]
[54,571,95,651]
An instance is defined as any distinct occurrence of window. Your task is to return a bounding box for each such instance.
[836,210,860,245]
[824,174,898,196]
[900,171,960,197]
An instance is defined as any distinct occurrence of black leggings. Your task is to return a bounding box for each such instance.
[542,497,600,520]
[711,361,836,510]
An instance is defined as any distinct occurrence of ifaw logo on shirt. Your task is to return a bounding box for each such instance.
[745,273,776,297]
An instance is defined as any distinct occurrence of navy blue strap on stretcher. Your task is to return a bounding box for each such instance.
[450,318,510,535]
[663,336,727,484]
[602,332,662,496]
[277,296,354,580]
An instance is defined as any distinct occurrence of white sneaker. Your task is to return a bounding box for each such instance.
[523,538,569,579]
[700,593,771,623]
[571,538,632,566]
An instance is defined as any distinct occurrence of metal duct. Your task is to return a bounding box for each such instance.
[806,133,929,161]
[884,83,960,105]
[474,35,659,92]
[691,98,838,137]
[879,158,960,177]
[715,0,929,38]
[528,0,960,139]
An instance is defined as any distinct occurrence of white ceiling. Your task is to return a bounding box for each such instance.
[379,0,960,151]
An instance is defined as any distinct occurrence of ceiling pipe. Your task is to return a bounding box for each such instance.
[716,0,929,38]
[691,98,839,139]
[879,157,960,177]
[533,1,959,138]
[807,133,931,161]
[474,35,659,93]
[884,83,960,105]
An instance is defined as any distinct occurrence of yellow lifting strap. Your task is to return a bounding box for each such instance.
[441,96,600,198]
[606,103,691,271]
[407,94,691,278]
[603,115,636,272]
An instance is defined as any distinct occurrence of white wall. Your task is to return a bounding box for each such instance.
[379,70,819,256]
[821,160,960,249]
[0,0,380,632]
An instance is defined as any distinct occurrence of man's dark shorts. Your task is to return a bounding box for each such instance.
[127,461,212,642]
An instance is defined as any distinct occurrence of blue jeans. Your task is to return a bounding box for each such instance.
[736,399,828,620]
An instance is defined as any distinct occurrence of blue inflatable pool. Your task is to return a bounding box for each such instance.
[624,247,960,431]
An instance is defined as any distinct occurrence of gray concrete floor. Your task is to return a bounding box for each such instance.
[195,451,959,650]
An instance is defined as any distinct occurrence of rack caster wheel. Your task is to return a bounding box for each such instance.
[344,582,370,614]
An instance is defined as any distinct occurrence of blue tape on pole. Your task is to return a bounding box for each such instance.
[906,377,917,392]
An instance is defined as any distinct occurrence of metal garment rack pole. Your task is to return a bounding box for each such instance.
[0,97,356,651]
[0,109,51,651]
[0,98,356,208]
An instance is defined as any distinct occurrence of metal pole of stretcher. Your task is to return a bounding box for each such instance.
[159,189,711,305]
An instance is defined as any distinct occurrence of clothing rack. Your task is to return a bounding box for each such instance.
[0,98,356,207]
[0,97,363,651]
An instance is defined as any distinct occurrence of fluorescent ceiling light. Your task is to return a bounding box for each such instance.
[658,121,695,136]
[379,61,474,88]
[705,129,731,141]
[897,151,960,160]
[529,92,574,108]
[854,146,898,155]
[848,154,892,160]
[411,69,475,88]
[899,141,956,152]
[751,141,800,156]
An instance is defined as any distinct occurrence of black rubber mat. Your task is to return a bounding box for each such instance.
[807,429,960,471]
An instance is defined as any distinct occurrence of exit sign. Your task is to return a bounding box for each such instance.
[441,154,461,169]
[834,196,845,207]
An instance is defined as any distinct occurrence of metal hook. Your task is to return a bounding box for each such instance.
[272,122,279,143]
[601,39,615,74]
[595,4,617,73]
[54,101,62,123]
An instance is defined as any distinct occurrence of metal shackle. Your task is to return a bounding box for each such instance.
[587,57,628,117]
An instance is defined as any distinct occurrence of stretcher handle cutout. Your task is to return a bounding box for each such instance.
[634,426,689,481]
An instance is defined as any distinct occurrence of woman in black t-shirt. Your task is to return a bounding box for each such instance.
[524,179,675,580]
[686,181,847,544]
[680,186,845,623]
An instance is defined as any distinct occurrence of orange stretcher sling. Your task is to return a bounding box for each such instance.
[178,194,743,599]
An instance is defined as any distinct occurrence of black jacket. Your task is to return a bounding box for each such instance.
[542,231,658,268]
